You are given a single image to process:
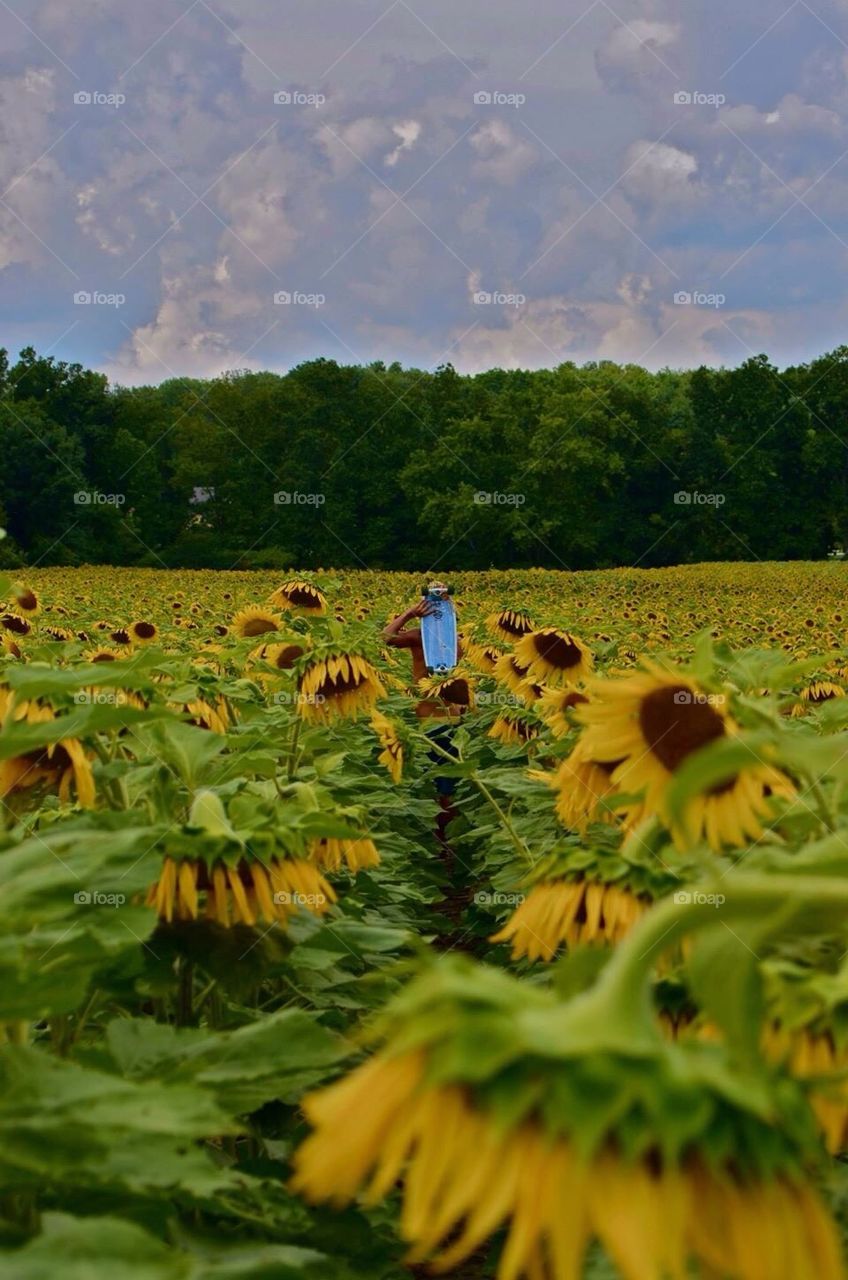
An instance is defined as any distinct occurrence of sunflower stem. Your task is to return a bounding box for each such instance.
[473,776,535,866]
[807,775,837,833]
[286,718,301,780]
[579,872,848,1035]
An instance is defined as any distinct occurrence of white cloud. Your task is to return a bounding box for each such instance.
[622,140,698,201]
[385,119,422,167]
[469,119,537,185]
[596,19,680,92]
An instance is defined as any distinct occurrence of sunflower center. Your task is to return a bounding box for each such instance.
[2,614,30,635]
[316,669,366,697]
[134,621,156,639]
[534,632,582,669]
[243,617,278,637]
[439,678,470,705]
[638,685,726,773]
[500,613,531,636]
[287,587,319,607]
[562,691,589,709]
[275,644,304,669]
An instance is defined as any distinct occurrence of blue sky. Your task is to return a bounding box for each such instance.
[2,0,848,383]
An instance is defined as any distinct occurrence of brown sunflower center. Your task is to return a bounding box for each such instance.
[274,644,304,670]
[2,614,30,635]
[16,590,37,611]
[562,691,589,709]
[243,616,278,637]
[638,684,726,773]
[500,613,531,636]
[287,587,320,607]
[313,669,367,697]
[439,678,470,705]
[134,621,156,639]
[534,632,582,669]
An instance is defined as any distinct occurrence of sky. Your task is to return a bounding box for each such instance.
[2,0,848,384]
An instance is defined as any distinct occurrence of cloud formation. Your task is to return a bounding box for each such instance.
[1,0,848,381]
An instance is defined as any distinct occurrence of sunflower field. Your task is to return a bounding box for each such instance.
[6,561,848,1278]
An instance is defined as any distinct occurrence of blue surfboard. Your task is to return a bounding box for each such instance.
[420,590,458,674]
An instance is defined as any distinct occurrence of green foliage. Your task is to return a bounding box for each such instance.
[2,345,847,567]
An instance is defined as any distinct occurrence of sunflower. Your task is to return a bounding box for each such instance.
[417,672,474,712]
[491,877,649,961]
[291,1047,841,1280]
[147,855,335,927]
[465,641,505,675]
[791,681,845,716]
[513,627,593,687]
[310,837,380,872]
[269,579,328,615]
[492,652,542,703]
[0,689,95,808]
[110,628,131,646]
[553,744,625,830]
[536,686,589,737]
[84,647,119,663]
[232,607,283,639]
[488,709,539,745]
[370,709,403,783]
[261,641,305,671]
[180,698,230,735]
[298,652,386,721]
[486,607,534,643]
[762,1024,848,1155]
[43,626,73,642]
[1,613,31,637]
[129,620,158,645]
[10,585,39,615]
[577,662,793,850]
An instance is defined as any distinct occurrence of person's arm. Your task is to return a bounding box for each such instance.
[382,600,431,646]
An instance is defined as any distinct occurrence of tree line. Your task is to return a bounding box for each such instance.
[2,343,847,570]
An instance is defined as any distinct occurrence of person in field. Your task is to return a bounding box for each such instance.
[382,582,466,846]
